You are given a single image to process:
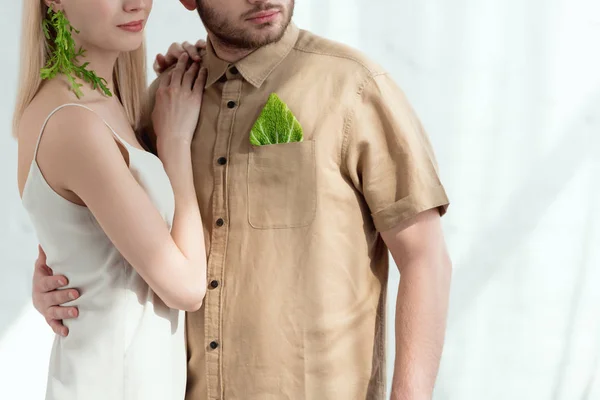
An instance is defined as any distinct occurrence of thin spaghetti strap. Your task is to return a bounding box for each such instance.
[33,103,130,162]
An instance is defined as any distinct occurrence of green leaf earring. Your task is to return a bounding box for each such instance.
[41,7,112,98]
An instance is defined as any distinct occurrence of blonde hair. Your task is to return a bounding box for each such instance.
[12,1,148,137]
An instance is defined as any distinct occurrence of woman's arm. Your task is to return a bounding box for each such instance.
[38,58,208,312]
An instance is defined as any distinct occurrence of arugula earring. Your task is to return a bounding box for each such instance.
[40,7,112,98]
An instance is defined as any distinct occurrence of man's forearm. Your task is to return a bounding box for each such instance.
[390,258,451,400]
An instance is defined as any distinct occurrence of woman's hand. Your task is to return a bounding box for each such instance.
[154,40,207,75]
[151,54,207,152]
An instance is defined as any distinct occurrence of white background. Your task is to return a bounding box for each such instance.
[1,1,599,399]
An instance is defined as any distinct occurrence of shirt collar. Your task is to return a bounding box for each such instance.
[204,22,300,88]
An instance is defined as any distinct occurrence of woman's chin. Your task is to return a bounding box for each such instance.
[122,42,145,53]
[108,36,145,53]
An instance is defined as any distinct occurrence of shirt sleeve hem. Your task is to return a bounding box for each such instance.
[371,185,450,233]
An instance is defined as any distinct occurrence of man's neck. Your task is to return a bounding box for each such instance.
[207,33,255,63]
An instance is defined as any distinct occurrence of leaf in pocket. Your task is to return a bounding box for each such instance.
[249,93,303,146]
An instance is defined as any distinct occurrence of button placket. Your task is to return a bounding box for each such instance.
[204,77,244,400]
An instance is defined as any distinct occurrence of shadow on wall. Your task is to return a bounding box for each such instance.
[448,88,599,327]
[0,1,37,341]
[0,195,39,339]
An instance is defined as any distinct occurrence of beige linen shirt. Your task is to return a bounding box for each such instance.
[146,22,449,400]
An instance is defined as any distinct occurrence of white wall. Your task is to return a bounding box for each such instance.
[1,1,599,399]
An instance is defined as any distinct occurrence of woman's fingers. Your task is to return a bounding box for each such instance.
[164,42,185,67]
[182,41,201,62]
[182,62,200,90]
[194,68,208,97]
[169,54,189,88]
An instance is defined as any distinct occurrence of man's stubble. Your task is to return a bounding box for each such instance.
[196,0,294,50]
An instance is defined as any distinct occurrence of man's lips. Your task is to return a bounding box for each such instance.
[246,10,280,23]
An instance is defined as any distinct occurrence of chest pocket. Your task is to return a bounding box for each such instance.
[247,140,316,229]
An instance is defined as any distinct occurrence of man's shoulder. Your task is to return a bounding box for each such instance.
[292,29,386,78]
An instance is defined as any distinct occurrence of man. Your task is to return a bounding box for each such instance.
[32,0,452,399]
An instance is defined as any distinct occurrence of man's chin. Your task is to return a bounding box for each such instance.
[211,19,290,50]
[250,25,287,45]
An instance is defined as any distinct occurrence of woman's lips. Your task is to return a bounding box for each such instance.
[118,20,144,32]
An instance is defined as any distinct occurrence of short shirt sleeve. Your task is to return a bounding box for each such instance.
[343,72,449,232]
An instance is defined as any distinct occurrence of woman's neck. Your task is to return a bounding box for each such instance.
[64,42,120,99]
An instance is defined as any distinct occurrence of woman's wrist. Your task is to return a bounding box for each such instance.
[156,136,192,159]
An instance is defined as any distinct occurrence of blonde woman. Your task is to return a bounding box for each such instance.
[14,1,207,399]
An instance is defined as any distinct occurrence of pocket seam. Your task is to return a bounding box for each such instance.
[247,139,317,229]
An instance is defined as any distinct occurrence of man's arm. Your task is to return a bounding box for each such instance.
[381,209,452,400]
[341,71,451,397]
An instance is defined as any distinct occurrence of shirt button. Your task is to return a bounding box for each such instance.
[210,280,219,289]
[216,218,224,227]
[227,101,236,109]
[218,75,227,83]
[210,341,219,349]
[230,66,239,75]
[217,157,227,165]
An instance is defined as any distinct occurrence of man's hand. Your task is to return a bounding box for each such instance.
[154,39,207,75]
[32,246,79,337]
